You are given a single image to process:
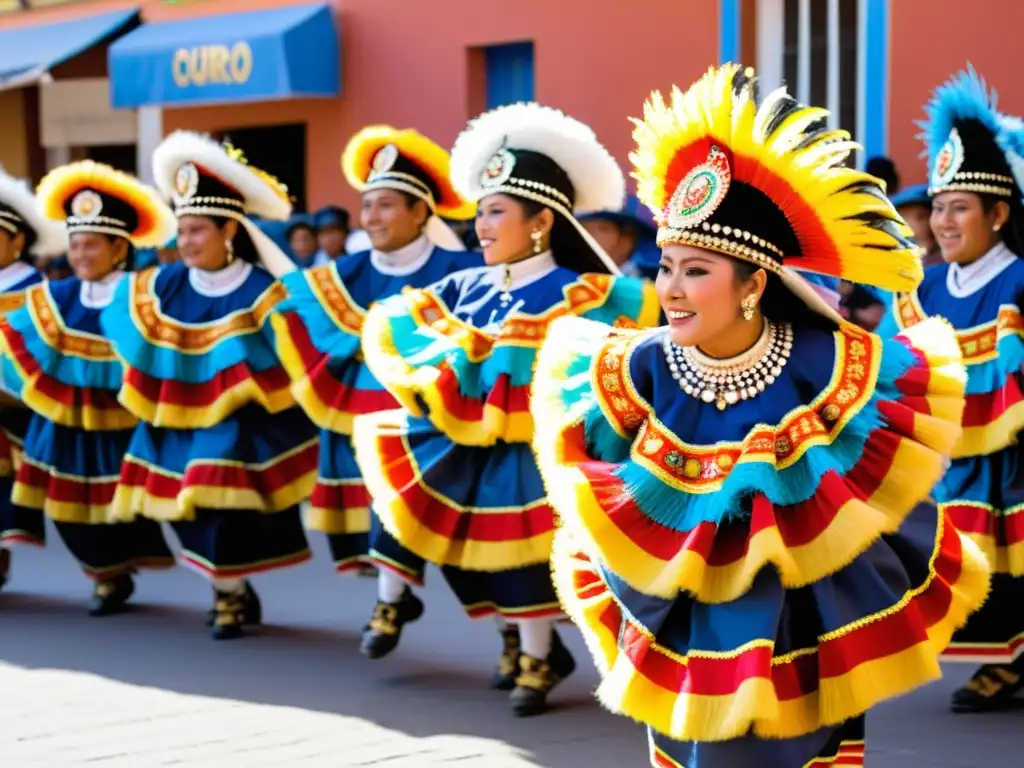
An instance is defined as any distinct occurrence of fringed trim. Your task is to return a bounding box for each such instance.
[353,409,555,571]
[111,439,318,522]
[551,512,990,743]
[956,378,1024,457]
[271,310,397,433]
[533,316,967,601]
[13,456,121,524]
[944,501,1024,576]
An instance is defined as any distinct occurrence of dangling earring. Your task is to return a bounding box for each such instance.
[993,224,1003,232]
[531,229,543,255]
[225,240,235,265]
[13,250,21,262]
[741,294,758,322]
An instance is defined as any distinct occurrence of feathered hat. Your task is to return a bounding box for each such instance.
[152,130,295,277]
[631,63,921,321]
[449,102,626,274]
[0,166,66,258]
[342,125,474,252]
[922,66,1024,208]
[36,160,176,250]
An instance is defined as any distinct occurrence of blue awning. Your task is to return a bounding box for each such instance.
[108,3,340,109]
[0,9,139,90]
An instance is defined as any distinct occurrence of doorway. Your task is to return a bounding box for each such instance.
[218,123,307,213]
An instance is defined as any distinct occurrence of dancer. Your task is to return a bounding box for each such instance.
[273,126,479,577]
[104,133,317,639]
[532,64,988,766]
[878,67,1024,711]
[0,169,64,589]
[353,103,659,716]
[0,161,177,612]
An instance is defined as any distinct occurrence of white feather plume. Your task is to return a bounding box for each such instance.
[0,168,66,257]
[449,102,625,215]
[152,130,291,221]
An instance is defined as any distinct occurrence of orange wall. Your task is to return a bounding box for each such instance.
[889,0,1024,185]
[146,0,718,211]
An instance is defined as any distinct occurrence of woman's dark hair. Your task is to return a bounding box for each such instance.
[209,215,259,265]
[733,259,838,332]
[512,197,586,263]
[397,191,431,228]
[979,193,1024,255]
[15,227,37,261]
[102,233,136,271]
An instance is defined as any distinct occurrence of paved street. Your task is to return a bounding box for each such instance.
[1,523,1019,767]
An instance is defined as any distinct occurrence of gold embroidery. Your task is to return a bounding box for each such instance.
[28,286,116,360]
[132,269,285,351]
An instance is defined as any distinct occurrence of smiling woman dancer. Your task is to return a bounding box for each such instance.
[877,67,1024,713]
[0,168,63,591]
[103,132,318,639]
[0,161,178,614]
[532,64,989,767]
[352,102,659,717]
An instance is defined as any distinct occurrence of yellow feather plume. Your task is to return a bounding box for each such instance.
[630,64,922,292]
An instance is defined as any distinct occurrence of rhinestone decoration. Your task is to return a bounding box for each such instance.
[70,189,103,219]
[173,163,200,203]
[370,143,399,179]
[931,127,964,189]
[662,321,794,411]
[665,144,731,230]
[480,146,516,189]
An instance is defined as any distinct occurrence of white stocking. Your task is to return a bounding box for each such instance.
[517,618,554,659]
[378,567,409,603]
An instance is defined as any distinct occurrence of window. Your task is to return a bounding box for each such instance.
[484,42,534,109]
[220,123,307,213]
[758,0,862,144]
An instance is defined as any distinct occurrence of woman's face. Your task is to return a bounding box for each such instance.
[68,232,125,282]
[0,229,25,269]
[657,244,763,354]
[360,189,425,253]
[930,191,1006,265]
[289,226,317,261]
[177,215,234,271]
[474,194,550,265]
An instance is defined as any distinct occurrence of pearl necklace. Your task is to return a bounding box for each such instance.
[662,320,793,410]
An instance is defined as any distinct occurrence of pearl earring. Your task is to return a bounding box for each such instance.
[531,230,543,255]
[741,294,758,322]
[225,240,235,264]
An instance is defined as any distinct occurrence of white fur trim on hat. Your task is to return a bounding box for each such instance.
[0,167,66,257]
[152,131,292,221]
[449,103,625,215]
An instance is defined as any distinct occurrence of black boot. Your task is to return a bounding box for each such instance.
[360,588,424,659]
[205,581,262,627]
[951,658,1024,713]
[211,582,262,640]
[0,548,9,592]
[490,626,521,691]
[88,573,135,616]
[509,629,576,717]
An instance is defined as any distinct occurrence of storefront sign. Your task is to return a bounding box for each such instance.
[171,42,253,88]
[108,3,340,108]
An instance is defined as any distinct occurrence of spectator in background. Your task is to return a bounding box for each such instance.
[866,155,900,196]
[285,214,318,267]
[579,195,658,278]
[312,205,349,264]
[891,184,942,267]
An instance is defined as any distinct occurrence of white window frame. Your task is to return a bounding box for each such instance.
[755,0,869,162]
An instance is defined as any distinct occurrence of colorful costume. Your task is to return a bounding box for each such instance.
[273,126,479,575]
[532,65,988,766]
[0,162,178,611]
[0,169,64,588]
[103,132,317,638]
[352,102,659,716]
[877,68,1024,709]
